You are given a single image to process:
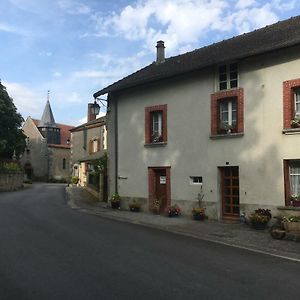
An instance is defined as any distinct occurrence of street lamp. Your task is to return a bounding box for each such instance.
[92,97,107,115]
[92,100,100,115]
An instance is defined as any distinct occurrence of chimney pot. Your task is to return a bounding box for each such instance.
[156,40,165,63]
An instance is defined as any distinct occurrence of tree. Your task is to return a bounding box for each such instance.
[0,81,26,159]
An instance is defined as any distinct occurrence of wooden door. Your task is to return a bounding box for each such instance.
[221,167,240,219]
[155,169,167,213]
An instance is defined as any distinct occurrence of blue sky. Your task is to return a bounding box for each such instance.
[1,0,300,125]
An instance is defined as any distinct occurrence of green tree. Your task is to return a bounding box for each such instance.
[0,81,26,159]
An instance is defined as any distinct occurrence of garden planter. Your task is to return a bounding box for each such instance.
[168,211,179,217]
[111,201,120,209]
[193,214,205,221]
[292,201,300,207]
[283,222,300,232]
[129,206,140,212]
[251,221,268,230]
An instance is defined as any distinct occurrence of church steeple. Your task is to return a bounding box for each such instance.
[38,91,57,128]
[38,91,61,144]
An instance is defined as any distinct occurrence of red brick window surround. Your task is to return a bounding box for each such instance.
[211,88,244,136]
[145,104,167,144]
[283,78,300,129]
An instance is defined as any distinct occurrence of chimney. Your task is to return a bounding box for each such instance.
[87,103,96,122]
[156,40,165,63]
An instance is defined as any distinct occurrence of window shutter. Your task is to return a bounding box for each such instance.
[97,138,101,152]
[283,160,290,206]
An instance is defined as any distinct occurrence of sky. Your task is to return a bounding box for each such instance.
[1,0,300,126]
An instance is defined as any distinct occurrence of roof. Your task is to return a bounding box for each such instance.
[38,100,57,128]
[32,118,74,146]
[70,116,106,132]
[94,16,300,97]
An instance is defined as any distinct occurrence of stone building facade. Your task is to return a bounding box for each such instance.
[21,100,74,182]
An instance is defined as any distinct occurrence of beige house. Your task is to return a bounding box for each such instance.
[94,16,300,220]
[21,100,73,182]
[70,103,107,201]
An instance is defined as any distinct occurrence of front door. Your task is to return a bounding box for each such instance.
[155,169,167,213]
[220,166,240,219]
[148,167,170,213]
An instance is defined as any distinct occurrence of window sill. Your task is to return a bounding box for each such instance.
[277,206,300,211]
[210,132,244,140]
[282,128,300,135]
[144,142,167,147]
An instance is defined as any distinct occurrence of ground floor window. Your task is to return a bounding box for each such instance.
[284,160,300,205]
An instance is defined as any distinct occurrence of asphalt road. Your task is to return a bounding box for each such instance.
[0,183,299,300]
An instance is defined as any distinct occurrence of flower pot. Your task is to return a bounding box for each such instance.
[283,222,300,232]
[129,206,140,212]
[292,200,300,207]
[111,201,120,209]
[193,213,205,221]
[251,221,267,230]
[168,211,179,217]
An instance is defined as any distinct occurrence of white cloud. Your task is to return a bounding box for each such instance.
[91,0,295,56]
[38,51,53,57]
[53,71,62,77]
[235,0,257,9]
[58,0,91,15]
[0,22,30,36]
[3,82,43,118]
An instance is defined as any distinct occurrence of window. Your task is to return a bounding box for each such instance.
[89,138,100,154]
[63,158,66,170]
[284,160,300,205]
[190,176,202,184]
[283,78,300,129]
[211,88,244,136]
[145,105,167,144]
[218,63,238,91]
[294,89,300,116]
[151,111,163,142]
[219,98,237,132]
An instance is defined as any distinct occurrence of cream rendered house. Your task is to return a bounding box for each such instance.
[70,103,107,201]
[94,17,300,220]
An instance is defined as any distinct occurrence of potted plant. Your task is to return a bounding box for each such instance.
[249,208,272,230]
[167,204,181,217]
[71,176,79,185]
[291,116,300,128]
[289,195,300,207]
[128,200,141,212]
[110,193,121,209]
[152,198,161,214]
[192,207,205,220]
[282,215,300,232]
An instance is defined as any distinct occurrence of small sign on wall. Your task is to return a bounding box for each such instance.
[160,176,166,184]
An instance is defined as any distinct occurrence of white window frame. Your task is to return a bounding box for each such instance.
[152,111,162,142]
[219,99,237,128]
[189,176,203,185]
[92,138,98,153]
[289,161,300,196]
[218,63,238,91]
[294,89,300,116]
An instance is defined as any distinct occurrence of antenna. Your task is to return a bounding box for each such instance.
[47,90,50,102]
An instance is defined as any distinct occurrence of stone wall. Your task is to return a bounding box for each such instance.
[0,171,24,191]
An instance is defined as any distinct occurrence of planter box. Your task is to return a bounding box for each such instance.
[251,221,268,230]
[292,201,300,207]
[283,222,300,232]
[193,214,205,221]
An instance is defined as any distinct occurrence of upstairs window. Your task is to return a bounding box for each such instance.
[211,88,244,136]
[151,111,163,142]
[294,89,300,116]
[219,63,238,91]
[145,104,167,145]
[63,158,66,170]
[283,79,300,129]
[219,98,237,133]
[89,138,100,154]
